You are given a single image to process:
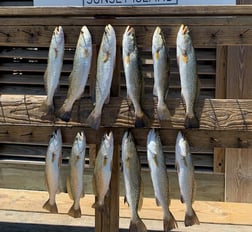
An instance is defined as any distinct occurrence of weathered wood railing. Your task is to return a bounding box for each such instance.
[1,6,252,231]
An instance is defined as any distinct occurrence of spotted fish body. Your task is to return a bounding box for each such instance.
[43,128,62,214]
[58,26,92,122]
[86,24,116,130]
[121,130,147,232]
[152,26,171,121]
[176,24,199,128]
[67,131,86,218]
[122,26,148,128]
[147,129,177,231]
[92,131,114,210]
[41,26,64,115]
[175,131,200,227]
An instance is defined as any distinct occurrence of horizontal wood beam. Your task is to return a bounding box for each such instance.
[0,6,252,17]
[0,95,252,148]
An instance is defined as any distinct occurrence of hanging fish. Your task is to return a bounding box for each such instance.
[43,128,62,213]
[58,26,92,122]
[86,24,116,130]
[176,24,200,128]
[41,26,64,115]
[152,26,171,121]
[175,131,200,227]
[121,130,147,232]
[67,131,86,218]
[92,131,114,210]
[147,129,177,231]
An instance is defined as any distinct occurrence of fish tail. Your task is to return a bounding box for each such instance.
[184,113,199,129]
[86,109,101,130]
[185,208,200,227]
[91,201,105,211]
[135,112,149,128]
[164,212,178,231]
[58,106,71,122]
[157,103,171,121]
[129,218,147,232]
[43,199,58,213]
[68,204,82,218]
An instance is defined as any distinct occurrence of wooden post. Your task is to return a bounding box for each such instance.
[95,144,120,232]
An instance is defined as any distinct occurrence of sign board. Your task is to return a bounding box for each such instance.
[34,0,236,7]
[83,0,235,6]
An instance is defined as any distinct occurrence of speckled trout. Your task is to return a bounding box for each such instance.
[86,24,116,130]
[67,131,86,218]
[122,26,148,128]
[43,128,62,213]
[121,130,147,232]
[147,129,177,231]
[58,26,92,122]
[92,131,114,210]
[41,26,64,115]
[152,26,171,121]
[175,131,200,227]
[176,24,200,128]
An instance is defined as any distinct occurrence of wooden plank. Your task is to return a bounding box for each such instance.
[214,148,225,173]
[0,188,252,226]
[0,162,224,201]
[1,95,252,131]
[1,6,252,17]
[225,148,252,203]
[227,46,252,98]
[1,24,252,47]
[216,46,227,98]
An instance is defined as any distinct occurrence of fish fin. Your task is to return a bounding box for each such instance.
[68,204,82,218]
[86,109,101,130]
[164,212,178,231]
[157,103,171,121]
[43,199,58,213]
[92,175,97,196]
[192,178,196,203]
[138,179,144,211]
[175,161,180,174]
[84,48,89,57]
[43,68,48,92]
[125,54,130,64]
[153,154,159,166]
[185,208,200,227]
[182,53,188,63]
[103,51,110,62]
[54,48,58,59]
[153,83,158,96]
[103,155,108,166]
[180,194,185,204]
[129,218,147,232]
[184,113,199,129]
[104,93,110,104]
[124,196,129,206]
[51,153,56,162]
[155,197,161,206]
[66,176,73,200]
